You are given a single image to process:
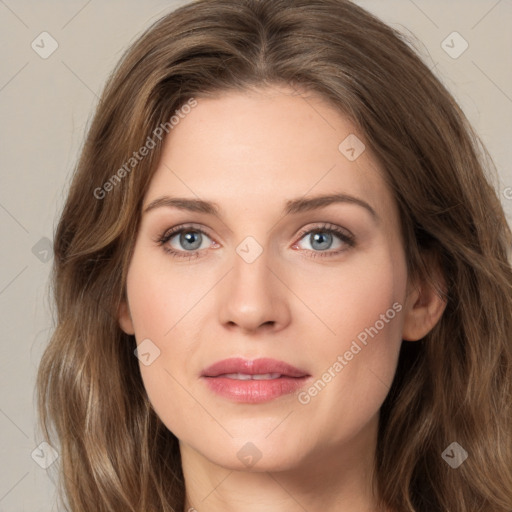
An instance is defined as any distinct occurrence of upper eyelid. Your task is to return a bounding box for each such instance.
[161,223,214,240]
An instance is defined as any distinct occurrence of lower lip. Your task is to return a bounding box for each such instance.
[202,376,309,403]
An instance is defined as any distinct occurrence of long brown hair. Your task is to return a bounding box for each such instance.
[36,0,512,510]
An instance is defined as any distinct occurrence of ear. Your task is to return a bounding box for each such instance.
[402,264,447,342]
[118,299,135,335]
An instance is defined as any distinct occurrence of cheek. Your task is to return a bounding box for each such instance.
[294,247,406,431]
[125,255,209,429]
[125,252,201,342]
[328,246,406,377]
[294,245,405,349]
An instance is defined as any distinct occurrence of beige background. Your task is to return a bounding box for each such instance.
[0,1,510,510]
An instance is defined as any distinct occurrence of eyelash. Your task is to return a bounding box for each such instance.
[156,223,355,260]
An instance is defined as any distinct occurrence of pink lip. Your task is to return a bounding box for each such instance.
[201,357,311,403]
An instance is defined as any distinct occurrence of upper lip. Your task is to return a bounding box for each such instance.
[201,357,309,378]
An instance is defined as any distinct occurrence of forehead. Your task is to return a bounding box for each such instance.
[144,86,397,226]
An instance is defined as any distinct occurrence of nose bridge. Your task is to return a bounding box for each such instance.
[218,236,289,332]
[233,240,271,296]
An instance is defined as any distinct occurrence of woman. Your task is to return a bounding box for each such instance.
[36,0,512,511]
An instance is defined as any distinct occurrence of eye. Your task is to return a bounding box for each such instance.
[156,222,355,260]
[157,224,217,259]
[293,223,355,258]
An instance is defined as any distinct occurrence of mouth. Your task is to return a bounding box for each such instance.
[218,372,284,380]
[201,357,311,403]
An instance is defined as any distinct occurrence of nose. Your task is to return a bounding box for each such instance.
[218,245,291,334]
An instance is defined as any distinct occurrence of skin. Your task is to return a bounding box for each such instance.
[118,84,446,512]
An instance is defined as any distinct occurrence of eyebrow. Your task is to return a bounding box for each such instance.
[143,193,378,221]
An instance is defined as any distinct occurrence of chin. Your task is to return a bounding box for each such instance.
[196,436,307,473]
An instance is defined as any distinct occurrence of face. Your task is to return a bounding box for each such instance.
[118,85,423,473]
